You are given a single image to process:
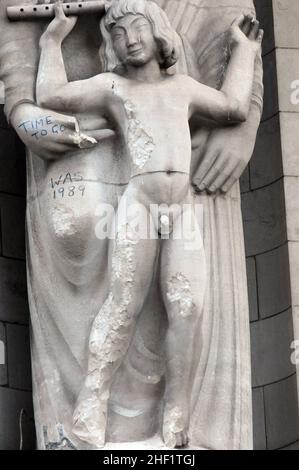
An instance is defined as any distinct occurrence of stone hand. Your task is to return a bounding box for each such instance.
[192,106,260,194]
[10,103,101,161]
[40,1,77,47]
[229,14,264,53]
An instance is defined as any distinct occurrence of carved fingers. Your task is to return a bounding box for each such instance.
[192,149,221,192]
[239,15,251,36]
[248,18,260,39]
[194,149,226,193]
[42,0,77,43]
[53,0,77,24]
[244,16,264,45]
[193,149,246,195]
[257,29,264,45]
[192,130,251,195]
[199,158,227,192]
[207,158,242,193]
[230,14,264,52]
[231,14,246,29]
[221,163,244,194]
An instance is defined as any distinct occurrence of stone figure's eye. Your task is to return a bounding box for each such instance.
[112,31,124,41]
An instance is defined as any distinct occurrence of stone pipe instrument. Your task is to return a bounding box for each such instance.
[7,1,106,20]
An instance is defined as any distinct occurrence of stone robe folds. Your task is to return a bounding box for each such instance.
[0,0,263,450]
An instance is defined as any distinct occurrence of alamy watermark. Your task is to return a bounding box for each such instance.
[290,80,299,105]
[291,340,299,366]
[94,199,204,251]
[0,340,4,365]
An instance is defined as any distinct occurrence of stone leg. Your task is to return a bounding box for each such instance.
[159,204,206,448]
[72,194,158,448]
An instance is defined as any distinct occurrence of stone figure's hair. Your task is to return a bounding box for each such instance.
[99,0,180,72]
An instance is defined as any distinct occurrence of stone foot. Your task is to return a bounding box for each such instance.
[72,386,109,449]
[162,404,190,448]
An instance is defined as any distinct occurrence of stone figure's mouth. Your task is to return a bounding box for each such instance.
[128,48,143,56]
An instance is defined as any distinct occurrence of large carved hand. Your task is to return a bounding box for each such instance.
[11,103,80,160]
[10,102,111,161]
[192,105,261,193]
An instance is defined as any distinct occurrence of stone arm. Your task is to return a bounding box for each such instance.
[192,91,262,193]
[191,0,264,193]
[187,14,262,126]
[37,3,113,116]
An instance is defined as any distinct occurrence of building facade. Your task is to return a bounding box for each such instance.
[0,0,299,450]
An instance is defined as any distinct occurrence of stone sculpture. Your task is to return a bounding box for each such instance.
[0,0,263,450]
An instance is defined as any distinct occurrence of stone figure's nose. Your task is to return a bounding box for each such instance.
[126,30,139,47]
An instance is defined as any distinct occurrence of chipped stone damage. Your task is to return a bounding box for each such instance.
[72,131,97,149]
[89,223,139,367]
[166,273,195,317]
[124,100,155,172]
[43,424,77,450]
[52,207,77,238]
[71,116,98,149]
[72,224,140,447]
[162,405,185,449]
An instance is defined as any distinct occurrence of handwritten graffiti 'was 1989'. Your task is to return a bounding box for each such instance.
[50,172,86,199]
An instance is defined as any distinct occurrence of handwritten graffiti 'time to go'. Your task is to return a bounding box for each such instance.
[18,115,66,140]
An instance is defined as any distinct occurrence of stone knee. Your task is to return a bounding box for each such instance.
[165,272,204,324]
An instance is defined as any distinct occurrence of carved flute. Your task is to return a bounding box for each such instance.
[7,1,106,21]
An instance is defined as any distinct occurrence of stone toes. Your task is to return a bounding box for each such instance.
[174,431,189,448]
[182,430,189,447]
[176,433,183,447]
[174,430,189,448]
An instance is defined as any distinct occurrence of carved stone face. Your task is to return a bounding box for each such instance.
[111,14,159,67]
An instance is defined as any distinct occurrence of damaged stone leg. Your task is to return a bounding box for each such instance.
[72,221,157,448]
[72,293,131,448]
[162,280,198,448]
[167,273,195,319]
[160,207,206,448]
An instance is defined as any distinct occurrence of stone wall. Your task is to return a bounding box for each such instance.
[241,0,299,450]
[0,102,36,450]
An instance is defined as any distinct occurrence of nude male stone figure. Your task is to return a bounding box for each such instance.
[36,0,263,448]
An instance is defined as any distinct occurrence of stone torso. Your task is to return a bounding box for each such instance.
[106,74,192,179]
